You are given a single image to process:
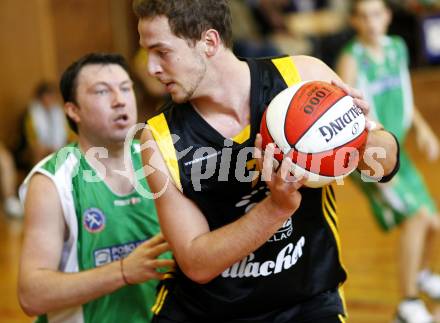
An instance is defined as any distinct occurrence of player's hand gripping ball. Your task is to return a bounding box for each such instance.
[260,81,368,187]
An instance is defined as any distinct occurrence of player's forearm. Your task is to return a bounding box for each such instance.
[19,260,125,316]
[413,108,436,137]
[175,196,292,284]
[357,130,398,179]
[412,108,425,128]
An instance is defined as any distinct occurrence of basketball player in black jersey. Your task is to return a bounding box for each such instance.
[133,1,399,322]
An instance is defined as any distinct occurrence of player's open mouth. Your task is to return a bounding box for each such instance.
[165,82,174,91]
[114,114,129,125]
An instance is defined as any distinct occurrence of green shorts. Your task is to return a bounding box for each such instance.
[351,148,437,231]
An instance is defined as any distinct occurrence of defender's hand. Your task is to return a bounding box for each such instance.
[121,233,175,284]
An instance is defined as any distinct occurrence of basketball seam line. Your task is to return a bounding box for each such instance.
[287,94,348,149]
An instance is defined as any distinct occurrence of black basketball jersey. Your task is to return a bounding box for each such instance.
[147,57,347,322]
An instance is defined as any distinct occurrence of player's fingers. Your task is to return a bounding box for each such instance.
[283,170,308,192]
[262,143,276,182]
[331,79,349,93]
[278,157,295,182]
[254,133,263,171]
[332,80,369,115]
[142,232,166,247]
[147,271,168,281]
[331,79,352,95]
[353,98,370,115]
[365,119,384,132]
[149,259,175,269]
[332,79,364,99]
[350,87,364,100]
[275,157,307,191]
[290,175,308,191]
[147,242,171,257]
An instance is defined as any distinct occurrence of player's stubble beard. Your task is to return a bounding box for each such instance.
[175,50,207,103]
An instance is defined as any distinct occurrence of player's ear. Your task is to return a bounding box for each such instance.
[202,29,221,57]
[349,12,359,30]
[384,5,392,26]
[65,102,81,124]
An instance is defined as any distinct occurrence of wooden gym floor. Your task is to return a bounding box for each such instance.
[1,67,439,323]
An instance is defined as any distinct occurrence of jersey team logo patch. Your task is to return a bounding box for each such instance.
[83,208,106,233]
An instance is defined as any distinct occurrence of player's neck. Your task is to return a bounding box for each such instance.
[78,139,129,175]
[79,140,136,195]
[190,52,251,125]
[358,35,385,60]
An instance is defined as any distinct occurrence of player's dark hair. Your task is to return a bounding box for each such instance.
[59,52,130,133]
[133,0,233,48]
[34,81,57,100]
[349,0,390,15]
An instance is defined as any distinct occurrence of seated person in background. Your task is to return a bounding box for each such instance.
[230,0,312,57]
[25,81,72,165]
[0,143,22,218]
[248,0,350,66]
[230,0,282,57]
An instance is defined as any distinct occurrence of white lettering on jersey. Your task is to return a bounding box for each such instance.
[221,236,305,279]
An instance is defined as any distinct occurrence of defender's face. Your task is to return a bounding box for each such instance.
[351,0,391,43]
[73,64,137,144]
[138,16,207,103]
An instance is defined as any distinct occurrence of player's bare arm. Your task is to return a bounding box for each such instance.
[19,174,172,316]
[141,127,304,284]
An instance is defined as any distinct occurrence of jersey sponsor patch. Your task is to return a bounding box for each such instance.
[94,239,146,267]
[269,218,293,242]
[113,197,142,206]
[83,208,106,233]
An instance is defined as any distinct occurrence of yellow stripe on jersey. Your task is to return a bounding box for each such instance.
[231,124,250,144]
[321,185,348,316]
[324,186,338,226]
[151,285,166,314]
[271,56,302,87]
[338,313,347,322]
[147,113,183,191]
[327,185,338,212]
[338,288,348,321]
[155,289,169,314]
[162,272,174,280]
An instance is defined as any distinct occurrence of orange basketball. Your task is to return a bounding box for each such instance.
[260,81,368,187]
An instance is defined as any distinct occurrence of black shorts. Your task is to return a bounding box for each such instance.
[152,314,344,323]
[152,282,346,323]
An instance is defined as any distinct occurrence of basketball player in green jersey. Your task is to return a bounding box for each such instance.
[18,53,174,323]
[337,1,440,322]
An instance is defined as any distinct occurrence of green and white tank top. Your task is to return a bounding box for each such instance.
[20,141,168,323]
[342,36,414,143]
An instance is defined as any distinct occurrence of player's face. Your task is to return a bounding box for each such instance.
[73,64,137,144]
[351,0,391,44]
[138,16,207,103]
